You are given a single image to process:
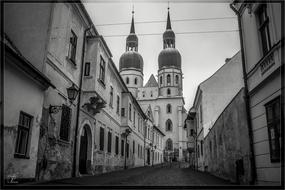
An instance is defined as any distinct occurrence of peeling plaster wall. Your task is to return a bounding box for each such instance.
[204,88,252,184]
[4,61,45,180]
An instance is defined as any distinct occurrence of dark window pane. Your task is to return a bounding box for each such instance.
[15,112,32,156]
[107,131,112,153]
[115,136,119,155]
[84,62,90,76]
[99,127,104,151]
[60,105,71,141]
[121,140,124,156]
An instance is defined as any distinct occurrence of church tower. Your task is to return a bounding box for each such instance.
[119,10,144,98]
[157,8,183,98]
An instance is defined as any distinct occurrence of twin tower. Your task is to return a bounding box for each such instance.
[119,9,183,99]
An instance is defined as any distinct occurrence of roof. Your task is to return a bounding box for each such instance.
[144,74,158,87]
[3,33,55,89]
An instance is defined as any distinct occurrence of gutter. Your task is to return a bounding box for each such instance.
[72,25,93,177]
[230,3,257,185]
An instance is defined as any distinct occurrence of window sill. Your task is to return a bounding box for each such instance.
[14,153,30,159]
[97,79,106,89]
[66,56,77,68]
[57,138,70,146]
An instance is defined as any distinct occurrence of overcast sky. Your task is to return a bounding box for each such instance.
[83,0,240,110]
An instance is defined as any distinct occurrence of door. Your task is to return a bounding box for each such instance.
[79,127,88,174]
[147,149,150,165]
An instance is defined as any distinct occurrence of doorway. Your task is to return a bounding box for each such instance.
[79,126,88,174]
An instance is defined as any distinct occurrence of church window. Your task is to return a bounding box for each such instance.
[167,88,171,95]
[166,104,171,113]
[126,77,129,84]
[166,138,173,151]
[134,78,137,85]
[175,75,179,84]
[167,74,171,84]
[150,91,153,97]
[165,119,172,131]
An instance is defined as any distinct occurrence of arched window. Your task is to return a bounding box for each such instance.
[126,77,129,84]
[166,104,171,113]
[166,138,173,151]
[167,88,171,95]
[167,74,171,84]
[175,75,179,84]
[165,119,172,131]
[160,76,163,85]
[134,77,137,85]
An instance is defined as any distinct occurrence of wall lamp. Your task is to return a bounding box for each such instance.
[49,84,79,114]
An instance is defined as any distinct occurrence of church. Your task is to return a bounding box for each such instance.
[119,8,188,161]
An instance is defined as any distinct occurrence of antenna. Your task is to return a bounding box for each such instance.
[168,1,170,11]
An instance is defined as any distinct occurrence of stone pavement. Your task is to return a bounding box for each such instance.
[30,162,234,186]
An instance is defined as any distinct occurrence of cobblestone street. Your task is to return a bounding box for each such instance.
[32,163,233,186]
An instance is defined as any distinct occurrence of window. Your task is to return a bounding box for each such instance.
[68,30,77,64]
[190,129,194,136]
[165,119,172,131]
[129,103,132,121]
[59,104,71,141]
[167,74,171,84]
[84,62,90,76]
[133,110,135,127]
[265,97,281,162]
[150,91,153,97]
[138,144,140,158]
[126,77,129,84]
[133,141,135,154]
[121,108,125,117]
[99,127,104,151]
[109,86,113,108]
[200,105,203,123]
[201,140,203,156]
[99,56,105,83]
[197,144,200,158]
[257,4,271,55]
[134,78,137,85]
[115,136,119,155]
[142,91,145,97]
[107,131,112,153]
[167,88,171,95]
[116,95,120,115]
[15,112,32,157]
[121,139,124,156]
[160,76,163,85]
[166,138,173,151]
[175,75,179,84]
[166,104,171,113]
[126,142,129,158]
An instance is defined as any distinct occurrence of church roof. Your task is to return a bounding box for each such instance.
[144,74,158,87]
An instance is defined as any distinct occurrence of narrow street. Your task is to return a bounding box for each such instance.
[33,163,233,186]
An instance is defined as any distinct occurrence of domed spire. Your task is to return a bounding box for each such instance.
[126,8,138,51]
[163,6,175,49]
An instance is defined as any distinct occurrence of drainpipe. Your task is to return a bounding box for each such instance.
[230,3,256,185]
[72,25,92,177]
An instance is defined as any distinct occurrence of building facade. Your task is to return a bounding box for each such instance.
[119,9,188,162]
[188,52,244,171]
[231,1,283,185]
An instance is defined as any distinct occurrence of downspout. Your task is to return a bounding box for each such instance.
[230,3,256,185]
[143,120,146,166]
[72,25,92,177]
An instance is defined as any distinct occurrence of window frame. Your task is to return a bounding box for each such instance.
[109,86,113,108]
[115,136,119,155]
[116,95,120,115]
[265,97,281,163]
[14,111,33,158]
[166,104,172,114]
[107,131,112,153]
[99,56,106,84]
[99,127,105,151]
[59,104,71,142]
[84,62,91,76]
[68,30,77,64]
[166,74,171,85]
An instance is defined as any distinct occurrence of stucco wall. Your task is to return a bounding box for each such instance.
[4,61,45,180]
[204,88,251,184]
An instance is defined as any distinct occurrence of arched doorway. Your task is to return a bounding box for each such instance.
[79,125,91,174]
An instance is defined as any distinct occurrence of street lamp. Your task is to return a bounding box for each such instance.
[122,128,131,170]
[49,84,79,114]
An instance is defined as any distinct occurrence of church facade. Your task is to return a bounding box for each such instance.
[119,9,188,162]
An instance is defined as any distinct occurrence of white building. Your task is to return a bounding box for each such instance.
[119,9,188,162]
[231,0,282,185]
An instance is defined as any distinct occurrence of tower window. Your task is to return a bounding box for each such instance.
[175,75,179,84]
[134,78,137,85]
[126,77,129,84]
[167,74,171,84]
[166,138,173,151]
[150,91,153,97]
[166,104,171,113]
[165,119,172,131]
[167,88,171,95]
[160,76,163,85]
[84,62,90,76]
[129,103,132,121]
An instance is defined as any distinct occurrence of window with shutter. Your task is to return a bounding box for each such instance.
[59,105,71,141]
